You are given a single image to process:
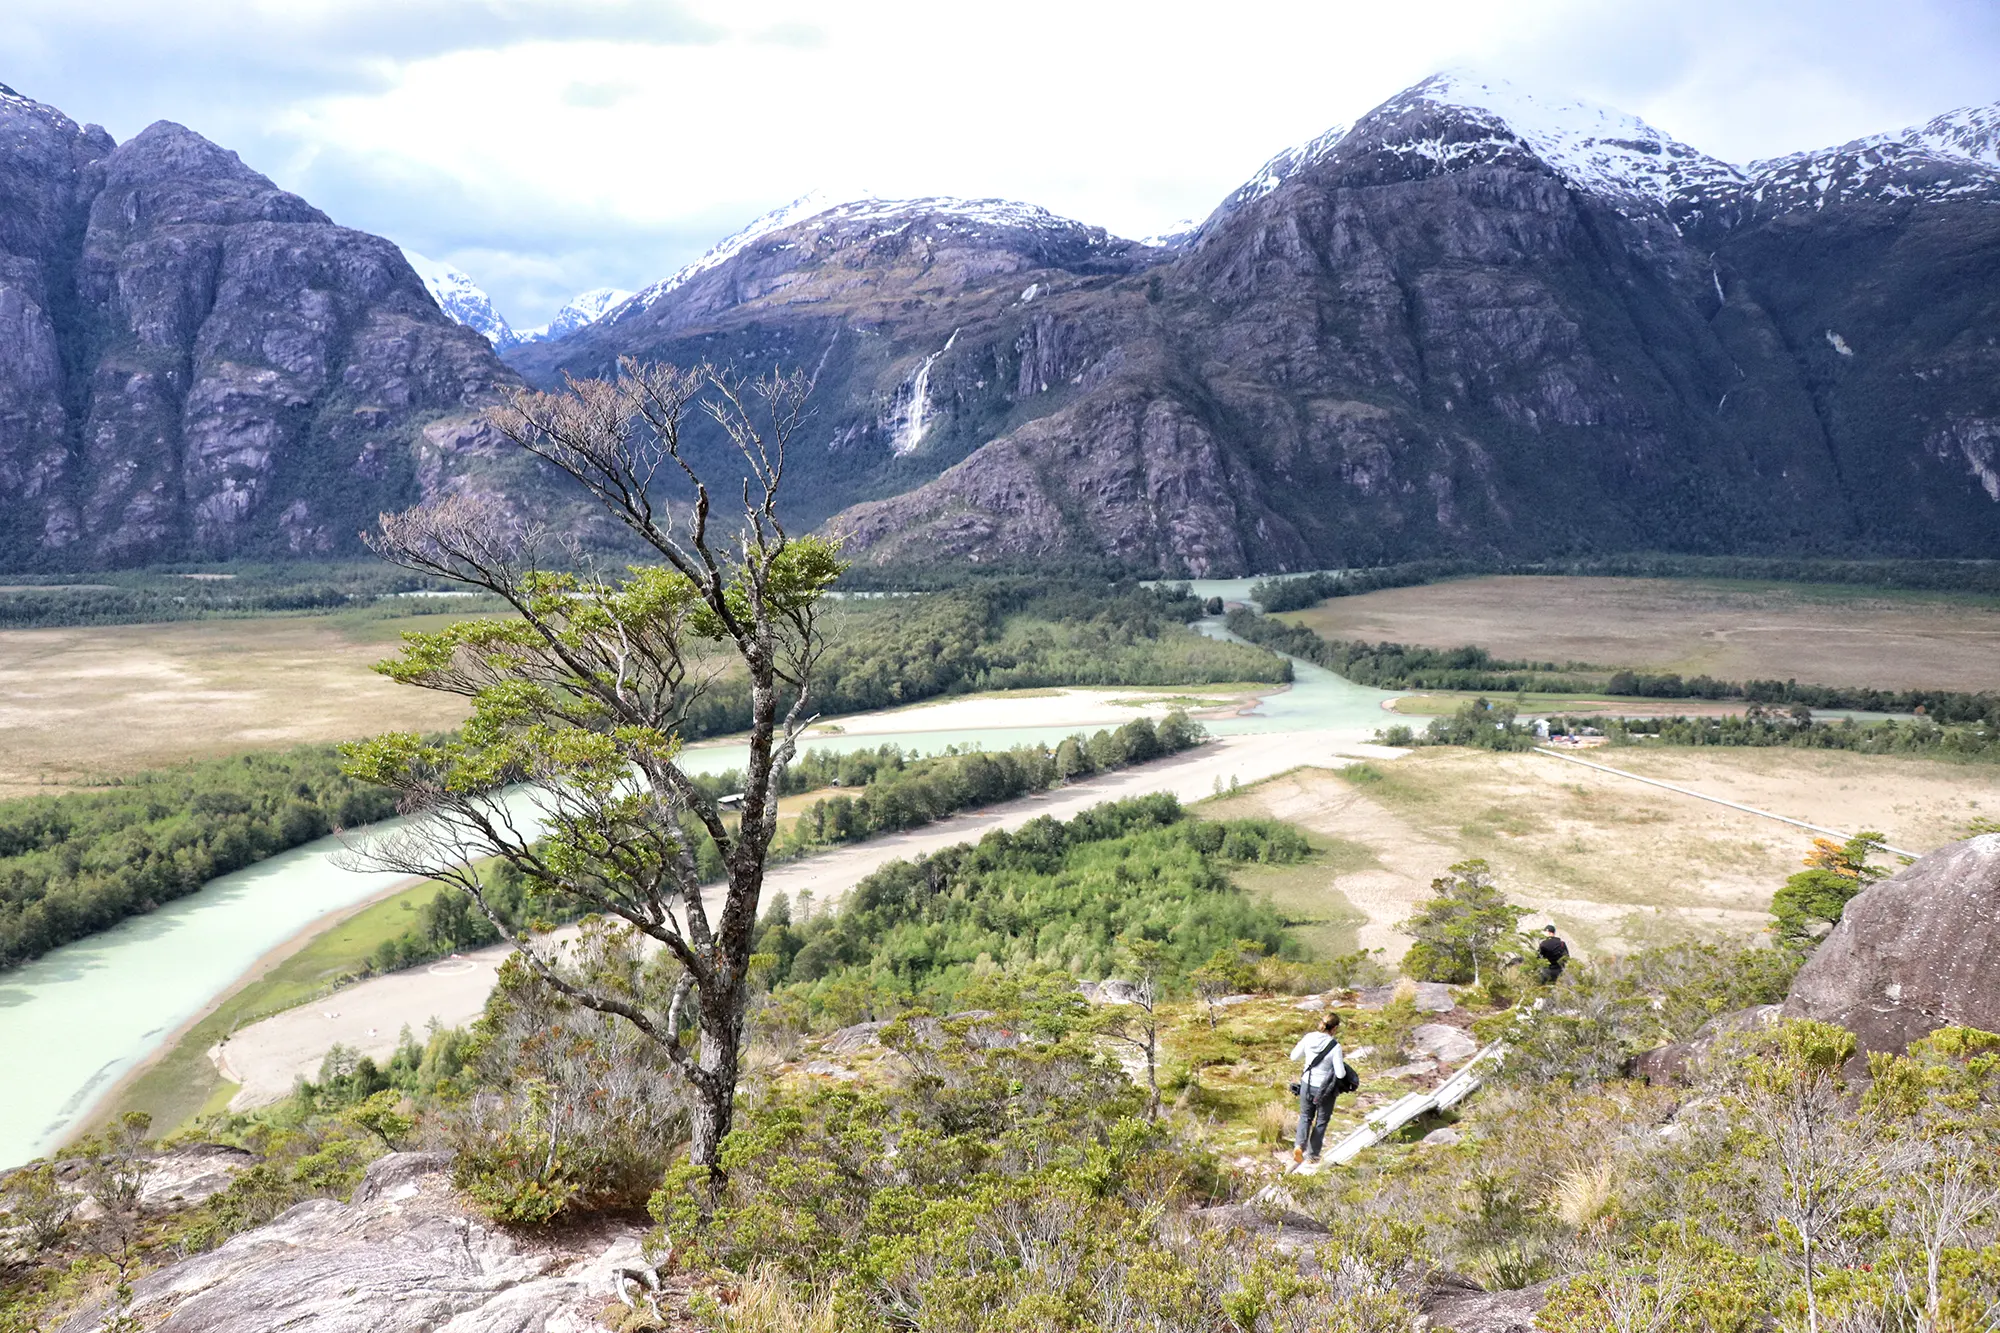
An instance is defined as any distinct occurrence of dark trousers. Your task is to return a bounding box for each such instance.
[1296,1083,1335,1156]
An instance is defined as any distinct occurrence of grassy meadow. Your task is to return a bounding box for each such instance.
[1278,574,2000,691]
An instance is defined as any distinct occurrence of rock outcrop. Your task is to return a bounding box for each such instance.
[1630,1003,1782,1085]
[57,1153,646,1333]
[0,84,521,567]
[1783,834,2000,1057]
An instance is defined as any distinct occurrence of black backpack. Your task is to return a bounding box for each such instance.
[1291,1039,1358,1099]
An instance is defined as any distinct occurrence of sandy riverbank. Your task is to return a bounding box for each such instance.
[794,685,1276,739]
[215,729,1402,1108]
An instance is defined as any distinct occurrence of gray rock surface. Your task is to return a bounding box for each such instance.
[1354,983,1457,1013]
[1420,1274,1547,1332]
[1407,1024,1479,1064]
[58,1152,641,1333]
[1784,834,2000,1058]
[1185,1202,1329,1258]
[1631,1004,1782,1085]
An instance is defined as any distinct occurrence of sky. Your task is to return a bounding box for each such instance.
[6,0,1998,328]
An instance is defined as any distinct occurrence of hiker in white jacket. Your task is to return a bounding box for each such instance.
[1289,1012,1347,1164]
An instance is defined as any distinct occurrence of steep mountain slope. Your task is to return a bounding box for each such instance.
[503,193,1164,530]
[0,85,521,567]
[821,75,2000,572]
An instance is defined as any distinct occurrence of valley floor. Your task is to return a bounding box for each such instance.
[208,727,1397,1110]
[204,740,1990,1114]
[1281,574,2000,691]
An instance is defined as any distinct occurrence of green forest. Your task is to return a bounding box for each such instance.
[0,747,402,968]
[753,793,1308,1024]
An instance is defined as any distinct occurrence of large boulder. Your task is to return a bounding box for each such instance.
[1783,834,2000,1056]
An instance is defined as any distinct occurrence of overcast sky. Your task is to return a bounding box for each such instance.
[7,0,1998,327]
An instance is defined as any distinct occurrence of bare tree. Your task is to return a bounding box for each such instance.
[342,360,838,1175]
[1095,940,1167,1118]
[1749,1070,1894,1333]
[1892,1134,2000,1333]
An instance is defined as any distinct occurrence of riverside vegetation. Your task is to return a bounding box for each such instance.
[5,794,1994,1331]
[0,574,1278,970]
[0,746,401,968]
[358,715,1207,979]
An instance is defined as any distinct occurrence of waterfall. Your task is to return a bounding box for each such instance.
[894,329,959,456]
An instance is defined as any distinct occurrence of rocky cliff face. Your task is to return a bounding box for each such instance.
[0,84,520,567]
[508,73,2000,575]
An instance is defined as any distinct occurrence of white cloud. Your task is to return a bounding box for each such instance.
[6,0,1996,325]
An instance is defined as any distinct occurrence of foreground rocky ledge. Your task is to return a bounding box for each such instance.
[58,1154,648,1333]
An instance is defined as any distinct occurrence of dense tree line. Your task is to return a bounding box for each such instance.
[0,563,500,629]
[357,715,1209,981]
[1232,607,2000,725]
[1247,553,2000,612]
[1591,711,2000,760]
[673,584,1284,738]
[0,748,402,968]
[1606,671,2000,724]
[1225,609,1584,692]
[752,793,1309,1024]
[772,714,1204,857]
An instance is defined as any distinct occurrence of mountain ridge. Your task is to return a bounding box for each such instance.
[3,72,1998,572]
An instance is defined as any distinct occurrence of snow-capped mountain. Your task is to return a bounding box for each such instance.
[516,287,636,344]
[401,249,517,349]
[1748,102,2000,213]
[607,190,1134,328]
[1201,70,1746,234]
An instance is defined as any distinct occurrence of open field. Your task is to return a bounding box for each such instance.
[1202,745,1996,961]
[0,611,483,796]
[1279,576,2000,691]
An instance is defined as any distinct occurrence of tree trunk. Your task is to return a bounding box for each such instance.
[687,978,749,1176]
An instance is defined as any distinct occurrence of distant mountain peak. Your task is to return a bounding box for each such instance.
[518,286,637,344]
[1748,99,2000,212]
[1202,69,1745,234]
[1368,68,1747,212]
[402,248,518,349]
[611,190,1131,325]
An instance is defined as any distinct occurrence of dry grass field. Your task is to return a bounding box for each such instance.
[1280,576,2000,691]
[0,611,478,796]
[1205,746,1997,964]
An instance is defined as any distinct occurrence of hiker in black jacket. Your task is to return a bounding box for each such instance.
[1538,924,1570,983]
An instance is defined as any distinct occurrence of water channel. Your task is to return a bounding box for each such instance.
[0,623,1398,1167]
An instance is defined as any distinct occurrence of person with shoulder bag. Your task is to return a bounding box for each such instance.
[1287,1012,1351,1165]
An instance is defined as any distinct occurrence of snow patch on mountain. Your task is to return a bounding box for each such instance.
[622,191,851,319]
[1193,122,1352,238]
[1199,70,1745,231]
[615,191,1130,324]
[518,287,636,344]
[402,248,517,348]
[1378,70,1747,213]
[1749,101,2000,211]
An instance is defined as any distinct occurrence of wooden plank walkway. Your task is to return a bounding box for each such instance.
[1319,1039,1505,1166]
